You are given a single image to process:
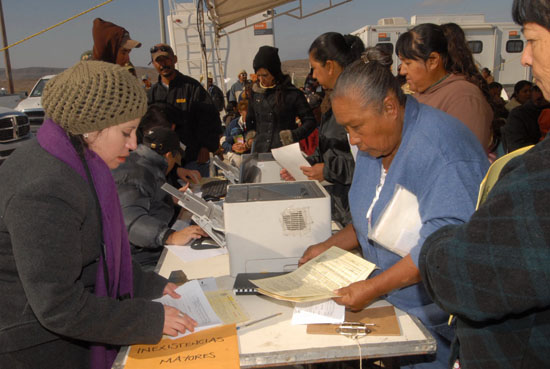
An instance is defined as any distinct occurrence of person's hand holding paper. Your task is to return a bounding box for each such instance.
[280,168,296,181]
[298,242,332,266]
[301,163,325,181]
[333,254,421,311]
[272,143,311,181]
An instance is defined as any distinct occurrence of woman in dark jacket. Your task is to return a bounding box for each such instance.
[246,45,316,153]
[281,33,362,225]
[0,61,196,369]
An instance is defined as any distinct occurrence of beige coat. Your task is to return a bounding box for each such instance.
[416,73,493,150]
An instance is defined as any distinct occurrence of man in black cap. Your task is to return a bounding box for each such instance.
[246,45,316,153]
[147,43,222,178]
[113,125,207,269]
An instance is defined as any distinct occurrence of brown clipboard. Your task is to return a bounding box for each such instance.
[306,305,401,336]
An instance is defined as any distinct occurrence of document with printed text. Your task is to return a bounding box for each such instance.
[291,299,345,325]
[154,280,222,339]
[251,246,377,302]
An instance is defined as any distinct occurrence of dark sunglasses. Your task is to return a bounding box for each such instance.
[150,45,173,54]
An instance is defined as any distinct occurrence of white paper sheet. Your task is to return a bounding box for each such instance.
[154,280,222,339]
[369,184,422,257]
[271,143,310,181]
[291,299,345,325]
[198,277,218,291]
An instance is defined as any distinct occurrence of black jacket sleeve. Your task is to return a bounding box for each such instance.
[504,104,541,152]
[290,91,317,142]
[307,113,354,185]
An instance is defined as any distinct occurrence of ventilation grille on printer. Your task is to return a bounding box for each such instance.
[281,207,312,236]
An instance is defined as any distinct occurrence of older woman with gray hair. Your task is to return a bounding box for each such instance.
[0,61,196,369]
[298,47,490,368]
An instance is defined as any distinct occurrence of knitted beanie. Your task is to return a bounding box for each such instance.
[42,60,147,135]
[253,45,282,77]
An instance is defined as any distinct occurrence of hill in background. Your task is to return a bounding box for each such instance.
[282,59,310,88]
[0,59,309,95]
[0,66,158,94]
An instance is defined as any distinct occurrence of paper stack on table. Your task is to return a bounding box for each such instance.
[291,299,345,325]
[250,246,377,302]
[154,279,223,339]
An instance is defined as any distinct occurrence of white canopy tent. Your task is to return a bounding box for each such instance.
[167,0,352,93]
[205,0,352,34]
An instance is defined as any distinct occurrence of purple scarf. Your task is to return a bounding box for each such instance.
[37,119,134,369]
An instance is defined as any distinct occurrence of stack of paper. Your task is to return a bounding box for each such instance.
[250,247,377,302]
[291,299,345,325]
[154,280,222,339]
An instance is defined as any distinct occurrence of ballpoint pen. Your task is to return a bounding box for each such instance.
[236,312,282,330]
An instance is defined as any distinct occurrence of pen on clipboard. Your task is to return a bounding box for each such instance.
[237,313,282,330]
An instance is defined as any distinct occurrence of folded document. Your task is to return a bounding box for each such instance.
[369,184,422,257]
[250,246,377,302]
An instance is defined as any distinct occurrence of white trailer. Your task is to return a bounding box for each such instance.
[352,14,531,88]
[167,2,275,94]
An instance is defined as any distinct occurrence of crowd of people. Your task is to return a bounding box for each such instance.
[1,0,550,368]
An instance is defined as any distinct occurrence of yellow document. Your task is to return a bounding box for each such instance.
[251,246,377,302]
[205,290,250,324]
[125,324,239,369]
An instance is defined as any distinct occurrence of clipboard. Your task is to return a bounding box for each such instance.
[306,306,401,336]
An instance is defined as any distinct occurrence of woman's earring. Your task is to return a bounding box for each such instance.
[83,133,89,139]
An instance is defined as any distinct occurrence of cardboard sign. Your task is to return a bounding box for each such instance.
[125,324,239,369]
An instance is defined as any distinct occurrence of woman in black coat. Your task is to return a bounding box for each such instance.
[246,46,317,153]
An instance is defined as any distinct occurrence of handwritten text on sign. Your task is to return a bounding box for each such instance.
[125,324,239,369]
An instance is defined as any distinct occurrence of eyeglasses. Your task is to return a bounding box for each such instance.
[150,45,173,54]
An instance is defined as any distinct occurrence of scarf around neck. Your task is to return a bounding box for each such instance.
[37,119,134,369]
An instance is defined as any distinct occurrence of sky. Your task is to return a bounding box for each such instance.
[0,0,515,69]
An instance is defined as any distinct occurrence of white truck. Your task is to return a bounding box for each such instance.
[352,14,531,89]
[15,75,55,133]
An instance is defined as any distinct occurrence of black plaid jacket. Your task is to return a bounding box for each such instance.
[419,137,550,369]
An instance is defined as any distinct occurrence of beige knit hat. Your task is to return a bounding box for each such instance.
[42,60,147,135]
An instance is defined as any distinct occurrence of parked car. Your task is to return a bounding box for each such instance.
[0,106,31,166]
[0,88,25,109]
[15,75,55,133]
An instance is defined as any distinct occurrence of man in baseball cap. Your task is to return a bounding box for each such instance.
[113,125,207,269]
[147,42,222,179]
[149,43,177,80]
[142,126,182,167]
